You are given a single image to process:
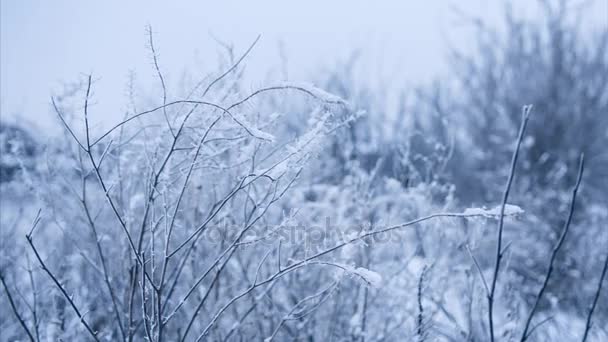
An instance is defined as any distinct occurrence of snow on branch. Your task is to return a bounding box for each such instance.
[276,82,349,106]
[330,263,383,288]
[462,204,524,218]
[228,110,276,142]
[351,267,383,288]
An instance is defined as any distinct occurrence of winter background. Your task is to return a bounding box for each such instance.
[1,0,607,341]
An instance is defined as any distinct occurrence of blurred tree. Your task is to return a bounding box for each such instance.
[0,122,38,183]
[417,0,608,325]
[441,0,607,206]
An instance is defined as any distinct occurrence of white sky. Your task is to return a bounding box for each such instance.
[1,1,606,131]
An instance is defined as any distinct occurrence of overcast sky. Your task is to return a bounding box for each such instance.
[2,1,606,131]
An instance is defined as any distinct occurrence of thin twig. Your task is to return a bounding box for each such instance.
[581,243,608,342]
[265,281,338,342]
[488,105,532,342]
[466,244,491,297]
[520,154,585,341]
[79,75,156,290]
[227,85,348,110]
[191,209,525,340]
[0,271,36,342]
[80,166,127,341]
[88,82,347,148]
[526,316,554,339]
[25,255,41,342]
[52,98,87,151]
[201,34,261,99]
[89,99,268,147]
[26,216,101,341]
[140,253,153,342]
[146,25,174,137]
[417,265,428,342]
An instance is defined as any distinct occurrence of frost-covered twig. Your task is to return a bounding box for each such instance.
[190,209,520,340]
[79,162,126,340]
[140,252,153,342]
[222,280,280,342]
[193,261,368,341]
[488,105,532,342]
[156,117,222,267]
[201,34,261,99]
[520,154,584,341]
[227,83,350,110]
[26,213,101,342]
[146,25,173,138]
[85,99,269,147]
[166,176,293,333]
[265,280,338,342]
[52,97,86,151]
[78,76,156,290]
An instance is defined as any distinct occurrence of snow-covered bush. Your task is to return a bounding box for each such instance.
[1,3,606,341]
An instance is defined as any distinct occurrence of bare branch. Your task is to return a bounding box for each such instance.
[417,265,429,342]
[227,84,349,110]
[90,99,269,147]
[52,97,87,151]
[520,154,585,341]
[80,165,126,340]
[146,24,174,137]
[488,104,532,342]
[0,271,36,342]
[201,34,261,99]
[466,244,490,296]
[581,241,608,342]
[26,222,101,341]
